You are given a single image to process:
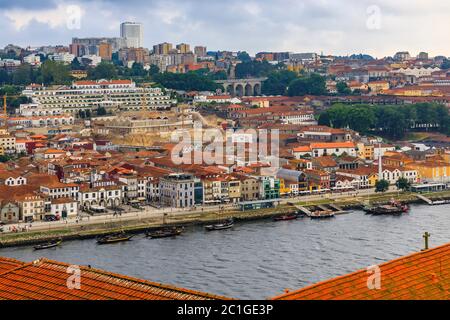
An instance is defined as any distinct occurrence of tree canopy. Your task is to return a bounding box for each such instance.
[235,60,277,79]
[287,73,327,96]
[153,72,223,91]
[375,180,390,193]
[261,70,298,96]
[319,103,450,139]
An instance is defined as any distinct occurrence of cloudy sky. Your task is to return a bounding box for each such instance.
[1,0,449,58]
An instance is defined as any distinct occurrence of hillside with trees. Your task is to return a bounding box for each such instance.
[318,103,450,139]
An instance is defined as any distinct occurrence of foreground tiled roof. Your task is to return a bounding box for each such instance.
[0,257,230,300]
[0,257,25,274]
[272,243,450,300]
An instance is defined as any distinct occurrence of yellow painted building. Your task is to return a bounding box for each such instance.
[279,179,290,196]
[368,173,378,187]
[406,161,450,182]
[357,143,374,160]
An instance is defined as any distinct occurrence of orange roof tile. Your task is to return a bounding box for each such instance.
[0,257,25,274]
[293,146,311,153]
[272,242,450,300]
[0,257,231,300]
[310,142,356,149]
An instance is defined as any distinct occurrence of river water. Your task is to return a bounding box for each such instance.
[1,204,449,299]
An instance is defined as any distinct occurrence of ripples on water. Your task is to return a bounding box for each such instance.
[1,205,449,299]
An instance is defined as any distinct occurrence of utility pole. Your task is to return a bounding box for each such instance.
[378,141,383,182]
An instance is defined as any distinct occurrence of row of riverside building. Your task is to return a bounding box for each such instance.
[1,126,450,223]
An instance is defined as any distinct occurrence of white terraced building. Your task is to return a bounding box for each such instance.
[22,80,174,115]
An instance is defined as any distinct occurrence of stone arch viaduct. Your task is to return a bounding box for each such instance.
[215,78,267,97]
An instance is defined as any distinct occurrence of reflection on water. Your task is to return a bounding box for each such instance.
[1,204,449,299]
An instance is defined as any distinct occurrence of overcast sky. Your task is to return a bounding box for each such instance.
[1,0,449,58]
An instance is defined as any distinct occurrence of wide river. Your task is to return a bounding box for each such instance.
[1,204,449,299]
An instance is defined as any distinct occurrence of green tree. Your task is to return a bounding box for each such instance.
[130,62,146,77]
[336,81,351,95]
[37,60,71,85]
[149,64,160,77]
[395,177,411,192]
[235,60,276,78]
[153,72,222,91]
[0,70,11,84]
[287,73,327,96]
[70,58,82,70]
[97,107,107,116]
[88,62,118,80]
[0,155,11,163]
[318,112,331,126]
[441,59,450,70]
[12,63,33,85]
[237,51,252,63]
[262,70,298,95]
[375,179,390,193]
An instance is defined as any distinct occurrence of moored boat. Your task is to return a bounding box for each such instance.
[34,239,62,250]
[146,227,184,239]
[273,214,298,221]
[309,210,335,219]
[364,205,405,215]
[205,218,234,231]
[390,199,409,212]
[97,232,133,244]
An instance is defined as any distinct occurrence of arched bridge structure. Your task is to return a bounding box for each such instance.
[215,78,267,97]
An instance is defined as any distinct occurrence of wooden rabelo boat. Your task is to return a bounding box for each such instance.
[273,214,298,221]
[146,227,184,239]
[97,232,133,244]
[34,239,62,250]
[309,210,335,219]
[205,218,234,231]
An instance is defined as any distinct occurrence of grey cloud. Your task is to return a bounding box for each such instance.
[0,0,449,57]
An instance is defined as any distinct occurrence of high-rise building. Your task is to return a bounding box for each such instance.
[120,22,143,48]
[69,43,86,57]
[176,43,191,54]
[153,42,173,55]
[71,37,126,52]
[98,42,112,61]
[194,46,207,57]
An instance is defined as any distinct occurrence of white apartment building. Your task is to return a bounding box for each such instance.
[159,174,195,208]
[277,111,317,125]
[19,104,64,117]
[79,184,122,209]
[8,115,75,128]
[80,55,102,67]
[393,67,441,78]
[23,54,41,67]
[40,182,80,200]
[0,134,16,154]
[23,80,173,114]
[49,53,75,64]
[50,198,79,219]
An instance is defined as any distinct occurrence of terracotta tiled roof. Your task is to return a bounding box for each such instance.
[310,142,356,149]
[272,243,450,300]
[0,257,24,274]
[0,257,231,300]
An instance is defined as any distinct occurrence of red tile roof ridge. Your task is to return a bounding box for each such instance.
[0,259,29,278]
[27,258,233,300]
[271,242,450,300]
